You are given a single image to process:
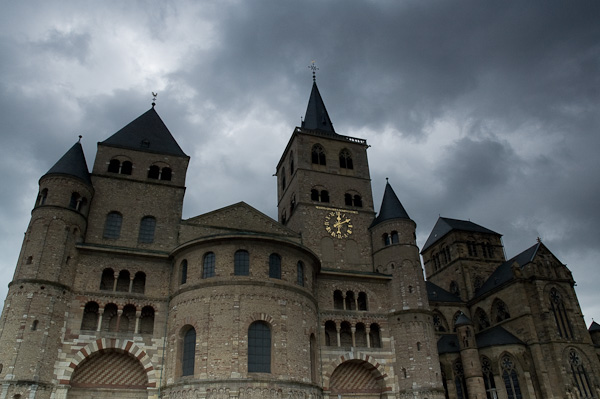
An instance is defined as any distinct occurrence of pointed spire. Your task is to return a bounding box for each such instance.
[43,141,91,185]
[370,181,410,228]
[301,81,336,134]
[101,108,187,157]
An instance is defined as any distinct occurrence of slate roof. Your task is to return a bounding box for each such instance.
[455,313,472,327]
[301,81,336,134]
[476,325,525,348]
[422,217,501,252]
[43,142,91,185]
[370,182,411,228]
[589,321,600,332]
[101,107,187,157]
[474,243,540,298]
[426,281,463,303]
[437,326,524,354]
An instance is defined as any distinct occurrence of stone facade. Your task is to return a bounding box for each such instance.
[0,81,597,399]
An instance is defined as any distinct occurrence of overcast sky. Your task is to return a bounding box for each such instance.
[1,1,598,324]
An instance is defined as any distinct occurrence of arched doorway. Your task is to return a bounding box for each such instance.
[329,359,386,399]
[68,349,149,398]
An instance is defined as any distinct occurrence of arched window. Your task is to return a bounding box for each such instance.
[140,306,155,334]
[333,290,344,309]
[501,355,522,399]
[36,188,48,206]
[353,195,362,207]
[339,149,353,169]
[311,144,326,165]
[281,210,286,225]
[290,194,296,213]
[269,253,281,279]
[493,298,511,323]
[481,356,497,399]
[325,321,337,346]
[121,161,133,175]
[320,190,329,203]
[473,275,484,292]
[81,302,99,330]
[289,154,294,175]
[138,216,156,243]
[296,261,304,286]
[474,308,490,331]
[369,323,381,348]
[391,231,399,244]
[357,292,368,310]
[108,159,120,173]
[161,167,172,181]
[116,270,130,292]
[132,271,145,294]
[355,323,367,347]
[234,250,250,276]
[100,268,115,290]
[102,304,118,332]
[454,360,468,399]
[203,252,215,278]
[345,291,356,310]
[432,311,448,332]
[248,321,271,373]
[120,305,136,333]
[310,333,317,382]
[383,233,390,246]
[344,193,353,206]
[550,288,573,339]
[182,327,196,376]
[311,189,319,201]
[103,212,122,239]
[340,321,352,347]
[69,192,81,210]
[147,165,160,179]
[569,349,593,398]
[180,260,188,284]
[281,167,286,190]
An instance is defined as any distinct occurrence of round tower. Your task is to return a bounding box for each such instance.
[0,141,93,398]
[455,313,486,399]
[370,182,445,399]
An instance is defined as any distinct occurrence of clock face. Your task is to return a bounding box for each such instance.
[324,210,353,239]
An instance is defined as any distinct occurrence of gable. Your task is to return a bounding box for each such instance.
[180,202,300,243]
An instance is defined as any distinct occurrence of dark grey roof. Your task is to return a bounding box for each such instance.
[476,325,525,348]
[422,217,501,252]
[101,108,187,157]
[589,321,600,332]
[474,243,539,298]
[437,326,524,354]
[437,334,460,354]
[43,142,91,185]
[301,81,336,134]
[455,313,472,327]
[370,182,411,228]
[426,281,463,303]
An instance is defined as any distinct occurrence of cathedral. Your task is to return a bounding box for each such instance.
[0,76,599,399]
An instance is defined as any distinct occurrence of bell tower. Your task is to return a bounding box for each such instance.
[276,74,375,272]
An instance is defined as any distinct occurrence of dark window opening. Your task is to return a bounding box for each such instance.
[391,231,399,244]
[345,291,356,310]
[180,260,188,285]
[148,165,160,179]
[297,261,304,286]
[357,292,368,310]
[116,270,130,292]
[36,188,48,206]
[333,290,344,309]
[353,195,362,207]
[269,253,281,279]
[161,167,172,181]
[325,321,337,346]
[234,250,250,276]
[248,321,271,373]
[132,272,145,294]
[311,144,326,165]
[121,161,133,175]
[182,327,196,376]
[320,190,329,203]
[103,212,122,239]
[100,268,115,291]
[345,193,352,206]
[339,149,353,169]
[140,306,155,334]
[108,159,120,173]
[369,323,381,348]
[81,301,99,330]
[138,216,156,243]
[203,252,215,278]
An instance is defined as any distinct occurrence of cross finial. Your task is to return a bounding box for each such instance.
[152,92,158,108]
[537,237,542,243]
[308,61,319,82]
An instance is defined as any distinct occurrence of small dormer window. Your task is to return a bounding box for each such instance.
[141,139,150,148]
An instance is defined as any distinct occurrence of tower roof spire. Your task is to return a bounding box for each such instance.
[43,140,91,185]
[370,181,411,228]
[301,62,336,133]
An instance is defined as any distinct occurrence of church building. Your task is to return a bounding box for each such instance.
[0,76,598,399]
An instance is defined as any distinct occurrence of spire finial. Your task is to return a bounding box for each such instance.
[78,135,82,143]
[152,92,158,108]
[386,177,389,183]
[308,61,319,82]
[537,236,542,243]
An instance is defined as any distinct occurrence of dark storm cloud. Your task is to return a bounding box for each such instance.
[0,1,599,321]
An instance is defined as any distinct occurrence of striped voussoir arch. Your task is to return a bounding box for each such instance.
[322,351,390,393]
[59,338,158,388]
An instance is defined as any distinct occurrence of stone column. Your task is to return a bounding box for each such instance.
[97,308,104,332]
